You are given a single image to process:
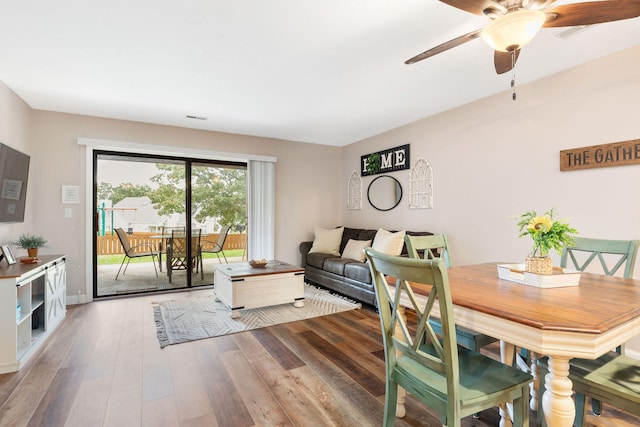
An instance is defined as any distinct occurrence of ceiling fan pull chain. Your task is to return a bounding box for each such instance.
[511,49,517,101]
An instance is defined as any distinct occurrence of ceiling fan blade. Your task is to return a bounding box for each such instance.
[438,0,498,15]
[405,29,482,64]
[528,0,557,9]
[544,1,640,27]
[494,49,521,74]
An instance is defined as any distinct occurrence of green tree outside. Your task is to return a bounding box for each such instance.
[99,163,247,232]
[98,182,152,205]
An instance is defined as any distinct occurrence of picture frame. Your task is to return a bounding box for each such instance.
[1,245,16,265]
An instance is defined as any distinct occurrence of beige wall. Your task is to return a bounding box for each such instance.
[0,82,35,243]
[25,112,342,300]
[343,46,640,266]
[342,45,640,352]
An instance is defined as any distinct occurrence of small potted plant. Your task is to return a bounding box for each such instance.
[517,208,577,274]
[11,233,47,259]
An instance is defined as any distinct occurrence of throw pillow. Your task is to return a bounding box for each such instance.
[341,239,372,262]
[372,228,406,256]
[308,226,344,256]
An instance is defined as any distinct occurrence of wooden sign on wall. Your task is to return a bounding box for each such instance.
[560,139,640,171]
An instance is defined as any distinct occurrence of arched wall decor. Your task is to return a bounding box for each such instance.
[409,157,433,209]
[347,170,362,210]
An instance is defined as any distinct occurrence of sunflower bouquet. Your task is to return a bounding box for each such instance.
[517,208,577,258]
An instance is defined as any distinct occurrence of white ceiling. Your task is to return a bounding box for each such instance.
[0,1,638,146]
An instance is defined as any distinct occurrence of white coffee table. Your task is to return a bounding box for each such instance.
[213,260,305,318]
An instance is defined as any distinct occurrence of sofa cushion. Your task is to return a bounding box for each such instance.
[324,258,352,276]
[341,239,372,262]
[309,226,344,256]
[372,228,406,256]
[306,252,336,269]
[357,229,378,242]
[340,227,361,253]
[301,227,433,306]
[344,262,372,284]
[340,227,377,253]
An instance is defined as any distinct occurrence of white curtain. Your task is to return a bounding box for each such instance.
[248,160,275,260]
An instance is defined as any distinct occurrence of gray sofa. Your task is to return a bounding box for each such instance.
[299,227,433,306]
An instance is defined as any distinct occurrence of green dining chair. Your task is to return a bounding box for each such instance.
[405,234,498,352]
[537,237,640,427]
[364,248,532,427]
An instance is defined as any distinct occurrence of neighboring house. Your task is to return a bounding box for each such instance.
[111,196,168,233]
[110,196,217,234]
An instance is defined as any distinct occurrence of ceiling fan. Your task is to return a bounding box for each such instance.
[406,0,640,74]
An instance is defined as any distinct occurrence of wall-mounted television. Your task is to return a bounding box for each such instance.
[0,143,30,223]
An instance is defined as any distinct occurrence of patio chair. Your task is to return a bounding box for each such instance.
[157,226,186,272]
[201,225,230,264]
[537,237,640,427]
[404,234,497,352]
[114,228,158,280]
[364,247,532,427]
[166,228,202,283]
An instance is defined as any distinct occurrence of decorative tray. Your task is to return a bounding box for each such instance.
[249,259,268,268]
[497,263,581,288]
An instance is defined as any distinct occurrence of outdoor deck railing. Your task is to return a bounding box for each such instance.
[96,231,247,255]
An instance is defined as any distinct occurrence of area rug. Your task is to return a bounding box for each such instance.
[153,284,361,348]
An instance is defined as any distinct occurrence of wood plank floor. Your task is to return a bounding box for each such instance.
[1,288,639,426]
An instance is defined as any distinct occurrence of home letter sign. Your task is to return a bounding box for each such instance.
[361,144,410,176]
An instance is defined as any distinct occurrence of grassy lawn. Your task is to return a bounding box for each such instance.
[98,249,244,265]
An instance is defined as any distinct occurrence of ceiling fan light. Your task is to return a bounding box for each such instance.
[481,10,546,52]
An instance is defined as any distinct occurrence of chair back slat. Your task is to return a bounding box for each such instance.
[561,237,639,279]
[405,234,452,267]
[365,248,459,391]
[162,226,186,234]
[114,227,158,279]
[216,226,230,249]
[200,225,230,263]
[170,230,187,256]
[169,229,201,255]
[115,228,132,254]
[192,229,202,253]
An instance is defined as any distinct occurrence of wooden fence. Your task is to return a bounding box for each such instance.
[96,231,247,256]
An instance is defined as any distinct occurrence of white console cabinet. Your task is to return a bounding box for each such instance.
[0,255,66,373]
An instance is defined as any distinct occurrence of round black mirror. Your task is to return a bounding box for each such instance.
[367,175,402,211]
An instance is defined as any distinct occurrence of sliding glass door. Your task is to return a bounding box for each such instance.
[93,151,246,298]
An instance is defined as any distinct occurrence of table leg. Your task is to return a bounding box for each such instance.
[512,349,540,411]
[529,352,540,411]
[542,356,575,427]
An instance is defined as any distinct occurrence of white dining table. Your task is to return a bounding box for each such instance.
[392,262,640,427]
